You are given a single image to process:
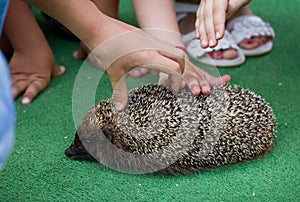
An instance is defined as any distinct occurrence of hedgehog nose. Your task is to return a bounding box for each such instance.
[65,147,75,158]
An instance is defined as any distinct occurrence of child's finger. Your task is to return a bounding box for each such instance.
[21,80,48,104]
[208,74,231,86]
[213,0,227,40]
[112,77,128,111]
[183,72,201,95]
[203,0,217,48]
[197,0,209,48]
[12,80,27,99]
[155,51,185,92]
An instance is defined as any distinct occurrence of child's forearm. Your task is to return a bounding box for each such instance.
[132,0,178,30]
[132,0,183,46]
[26,0,134,50]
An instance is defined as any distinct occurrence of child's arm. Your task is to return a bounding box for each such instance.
[3,0,65,105]
[132,0,183,46]
[26,0,185,110]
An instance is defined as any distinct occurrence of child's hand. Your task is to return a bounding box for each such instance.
[109,50,184,111]
[4,0,66,104]
[89,30,185,111]
[195,0,251,48]
[182,60,231,95]
[9,51,65,104]
[159,60,231,96]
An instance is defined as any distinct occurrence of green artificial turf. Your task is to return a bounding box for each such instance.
[1,0,299,201]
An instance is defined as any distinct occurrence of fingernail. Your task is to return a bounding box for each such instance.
[115,102,124,111]
[59,66,66,72]
[209,39,214,47]
[22,97,30,104]
[192,86,200,95]
[201,39,207,46]
[202,86,210,94]
[216,32,221,39]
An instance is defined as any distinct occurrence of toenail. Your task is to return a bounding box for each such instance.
[257,41,264,45]
[246,40,254,45]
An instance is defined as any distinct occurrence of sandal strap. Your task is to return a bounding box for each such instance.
[226,16,275,44]
[183,30,239,58]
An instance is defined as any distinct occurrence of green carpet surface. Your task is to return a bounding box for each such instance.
[1,0,300,201]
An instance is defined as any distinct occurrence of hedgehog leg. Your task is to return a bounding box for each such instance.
[65,132,93,159]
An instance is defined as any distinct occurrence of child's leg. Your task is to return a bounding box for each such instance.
[0,32,13,58]
[2,0,65,104]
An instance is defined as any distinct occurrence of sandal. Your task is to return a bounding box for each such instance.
[226,15,275,56]
[182,30,245,67]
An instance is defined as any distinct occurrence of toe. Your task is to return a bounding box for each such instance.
[252,36,271,46]
[239,38,259,49]
[222,48,238,59]
[208,51,223,59]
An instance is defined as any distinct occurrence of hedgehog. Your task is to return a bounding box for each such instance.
[65,84,276,174]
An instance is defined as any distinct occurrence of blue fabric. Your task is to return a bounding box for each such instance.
[0,0,14,170]
[0,52,14,170]
[0,0,9,35]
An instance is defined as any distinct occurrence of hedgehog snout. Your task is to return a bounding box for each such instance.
[65,132,92,159]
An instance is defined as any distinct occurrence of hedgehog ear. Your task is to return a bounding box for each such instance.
[102,128,113,142]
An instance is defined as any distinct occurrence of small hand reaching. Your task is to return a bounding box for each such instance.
[159,59,231,96]
[195,0,251,48]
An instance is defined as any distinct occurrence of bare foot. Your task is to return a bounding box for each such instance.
[179,13,238,60]
[238,36,272,50]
